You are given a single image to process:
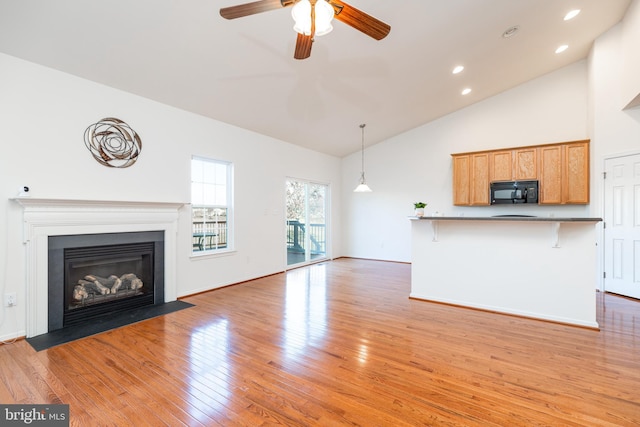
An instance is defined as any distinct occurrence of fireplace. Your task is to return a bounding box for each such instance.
[14,198,182,338]
[48,231,165,331]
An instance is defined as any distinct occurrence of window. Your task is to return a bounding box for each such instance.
[191,156,233,254]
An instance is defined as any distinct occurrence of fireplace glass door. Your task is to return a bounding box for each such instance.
[64,242,155,326]
[48,231,165,331]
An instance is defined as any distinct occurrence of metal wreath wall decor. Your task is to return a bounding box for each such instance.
[84,117,142,168]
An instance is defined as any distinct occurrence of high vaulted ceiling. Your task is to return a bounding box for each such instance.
[0,0,631,157]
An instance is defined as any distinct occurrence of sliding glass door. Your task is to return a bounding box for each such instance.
[286,179,328,267]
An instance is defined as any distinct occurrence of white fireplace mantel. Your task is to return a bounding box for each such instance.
[12,198,185,337]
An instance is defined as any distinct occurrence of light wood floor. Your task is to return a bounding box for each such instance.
[1,258,639,426]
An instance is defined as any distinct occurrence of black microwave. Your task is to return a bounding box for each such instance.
[490,180,538,204]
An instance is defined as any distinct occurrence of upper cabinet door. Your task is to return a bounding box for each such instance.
[564,141,589,204]
[538,145,563,204]
[489,150,513,182]
[452,155,470,206]
[470,153,490,205]
[513,148,537,180]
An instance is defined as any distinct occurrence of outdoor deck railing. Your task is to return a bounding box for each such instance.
[192,220,325,254]
[192,221,228,251]
[286,220,325,254]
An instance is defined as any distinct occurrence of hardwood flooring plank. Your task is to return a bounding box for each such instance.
[92,334,234,426]
[65,339,189,427]
[0,342,51,403]
[92,323,259,426]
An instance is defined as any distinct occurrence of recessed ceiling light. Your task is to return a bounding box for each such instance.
[555,45,569,54]
[502,25,520,38]
[461,88,472,95]
[564,9,581,21]
[452,65,464,74]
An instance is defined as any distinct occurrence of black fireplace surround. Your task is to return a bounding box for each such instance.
[48,231,165,332]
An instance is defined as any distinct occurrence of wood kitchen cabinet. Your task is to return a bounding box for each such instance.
[453,140,589,206]
[564,142,589,203]
[452,155,470,205]
[470,153,490,205]
[453,153,490,205]
[489,150,512,181]
[489,148,536,181]
[513,147,537,180]
[538,145,563,204]
[538,140,589,204]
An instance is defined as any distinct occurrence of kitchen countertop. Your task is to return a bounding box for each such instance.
[409,216,602,222]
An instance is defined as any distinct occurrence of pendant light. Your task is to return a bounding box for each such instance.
[354,123,372,192]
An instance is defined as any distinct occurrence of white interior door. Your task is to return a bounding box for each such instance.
[604,153,640,299]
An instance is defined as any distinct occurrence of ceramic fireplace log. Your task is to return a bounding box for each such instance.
[118,273,143,291]
[84,275,118,294]
[72,274,144,302]
[72,284,89,301]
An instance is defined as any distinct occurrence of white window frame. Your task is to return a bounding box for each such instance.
[191,156,234,256]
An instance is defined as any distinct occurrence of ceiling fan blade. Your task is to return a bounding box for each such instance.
[220,0,294,20]
[294,33,313,60]
[330,1,390,40]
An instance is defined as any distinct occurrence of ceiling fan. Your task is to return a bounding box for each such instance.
[220,0,391,60]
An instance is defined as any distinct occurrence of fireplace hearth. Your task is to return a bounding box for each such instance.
[48,231,165,331]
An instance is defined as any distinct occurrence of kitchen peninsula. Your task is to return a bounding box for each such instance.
[409,216,602,328]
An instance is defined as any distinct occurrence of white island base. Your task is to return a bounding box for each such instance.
[410,217,601,329]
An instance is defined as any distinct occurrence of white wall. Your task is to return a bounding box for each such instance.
[342,60,590,262]
[590,4,640,173]
[587,0,640,289]
[622,0,640,108]
[0,53,342,340]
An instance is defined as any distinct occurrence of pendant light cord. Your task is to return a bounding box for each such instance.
[354,123,372,192]
[360,123,366,181]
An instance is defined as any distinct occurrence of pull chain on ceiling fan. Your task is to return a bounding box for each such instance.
[220,0,391,60]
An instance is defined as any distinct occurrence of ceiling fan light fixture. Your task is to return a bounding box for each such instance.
[314,0,335,36]
[292,0,312,34]
[292,0,334,37]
